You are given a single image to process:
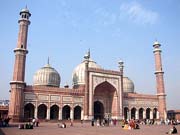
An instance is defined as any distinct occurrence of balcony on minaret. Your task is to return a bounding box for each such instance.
[19,7,31,19]
[18,7,31,25]
[16,7,31,50]
[153,41,162,53]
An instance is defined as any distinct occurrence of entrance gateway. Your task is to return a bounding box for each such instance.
[94,101,104,119]
[93,81,118,120]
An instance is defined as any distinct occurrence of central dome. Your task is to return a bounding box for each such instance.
[33,64,60,87]
[72,58,101,86]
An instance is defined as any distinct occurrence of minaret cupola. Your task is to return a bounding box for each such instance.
[19,6,31,20]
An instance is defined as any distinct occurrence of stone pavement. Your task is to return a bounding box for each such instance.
[0,122,180,135]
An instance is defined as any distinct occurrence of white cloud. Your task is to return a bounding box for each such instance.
[94,8,117,26]
[120,2,159,25]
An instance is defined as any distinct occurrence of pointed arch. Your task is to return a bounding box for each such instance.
[74,106,81,120]
[124,107,129,120]
[62,105,70,120]
[94,81,117,118]
[153,108,157,119]
[50,105,59,120]
[38,104,47,119]
[139,108,144,120]
[94,101,104,120]
[24,103,35,120]
[93,78,118,93]
[94,81,117,96]
[131,107,136,119]
[146,108,151,119]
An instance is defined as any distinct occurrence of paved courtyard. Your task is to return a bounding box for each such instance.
[0,122,179,135]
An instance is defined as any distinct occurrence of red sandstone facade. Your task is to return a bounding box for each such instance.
[9,8,31,122]
[8,8,167,122]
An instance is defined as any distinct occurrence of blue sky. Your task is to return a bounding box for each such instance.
[0,0,180,109]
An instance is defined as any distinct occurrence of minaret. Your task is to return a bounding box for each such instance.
[84,50,90,120]
[153,41,167,120]
[9,7,31,122]
[118,60,124,119]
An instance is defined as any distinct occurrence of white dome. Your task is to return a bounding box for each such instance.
[123,77,134,93]
[20,7,31,16]
[33,64,60,87]
[154,41,160,45]
[21,8,30,13]
[72,59,101,86]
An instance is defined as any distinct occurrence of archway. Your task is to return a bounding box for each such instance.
[38,104,47,119]
[146,108,151,119]
[124,107,129,120]
[50,105,59,120]
[153,108,157,119]
[131,108,136,119]
[24,103,35,120]
[139,108,144,120]
[94,81,117,118]
[74,106,81,120]
[62,105,70,120]
[94,101,104,120]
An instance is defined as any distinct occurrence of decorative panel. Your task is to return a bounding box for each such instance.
[38,95,49,100]
[63,96,72,102]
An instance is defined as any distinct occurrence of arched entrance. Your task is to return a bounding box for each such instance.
[94,81,117,118]
[24,103,35,120]
[131,108,136,119]
[153,108,157,119]
[94,101,104,120]
[62,105,70,120]
[74,106,81,120]
[124,107,129,120]
[38,104,47,119]
[146,108,151,119]
[50,105,59,120]
[139,108,144,120]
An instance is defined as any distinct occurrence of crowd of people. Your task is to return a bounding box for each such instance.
[91,118,120,127]
[0,117,11,127]
[57,117,179,129]
[122,119,140,130]
[163,119,180,125]
[18,117,40,129]
[0,115,178,134]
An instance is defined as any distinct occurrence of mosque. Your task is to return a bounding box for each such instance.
[8,7,167,122]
